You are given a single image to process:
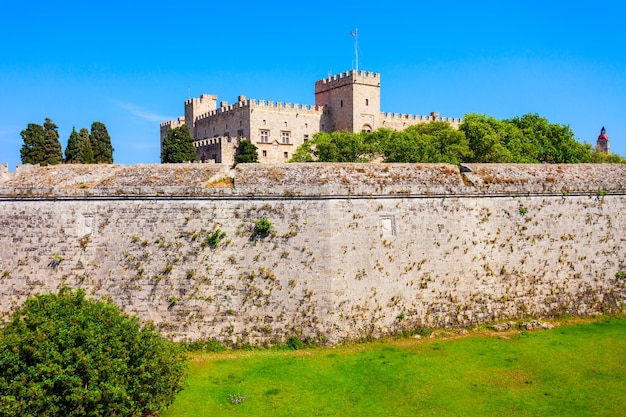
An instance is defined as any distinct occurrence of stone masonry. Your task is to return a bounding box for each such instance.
[0,162,625,345]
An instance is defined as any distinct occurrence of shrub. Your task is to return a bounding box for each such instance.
[0,288,187,416]
[254,218,274,236]
[205,228,226,249]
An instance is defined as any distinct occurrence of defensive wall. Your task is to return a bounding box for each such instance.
[0,163,625,345]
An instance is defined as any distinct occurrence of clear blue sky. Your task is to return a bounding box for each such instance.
[1,1,625,170]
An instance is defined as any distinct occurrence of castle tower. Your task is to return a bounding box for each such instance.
[314,70,381,133]
[185,94,217,139]
[596,126,610,154]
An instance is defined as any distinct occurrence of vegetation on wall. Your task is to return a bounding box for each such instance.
[290,113,625,164]
[0,288,187,417]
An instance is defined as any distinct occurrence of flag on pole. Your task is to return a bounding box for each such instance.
[350,30,357,36]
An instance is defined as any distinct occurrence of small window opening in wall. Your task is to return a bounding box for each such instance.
[262,150,267,157]
[305,123,308,128]
[239,120,242,126]
[284,152,288,159]
[365,98,369,106]
[340,99,343,107]
[263,119,266,125]
[304,134,309,141]
[284,121,288,127]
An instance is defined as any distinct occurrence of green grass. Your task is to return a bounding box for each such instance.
[163,316,626,417]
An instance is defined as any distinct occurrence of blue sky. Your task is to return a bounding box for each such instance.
[1,1,625,170]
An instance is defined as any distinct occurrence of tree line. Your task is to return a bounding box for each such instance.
[20,118,114,166]
[290,113,624,164]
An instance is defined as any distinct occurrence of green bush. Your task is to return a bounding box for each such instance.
[0,288,187,416]
[205,228,226,249]
[254,218,273,237]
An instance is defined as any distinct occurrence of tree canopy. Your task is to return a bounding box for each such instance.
[290,113,624,164]
[234,139,259,165]
[20,118,63,166]
[65,127,95,164]
[161,125,198,163]
[0,288,187,417]
[90,122,114,163]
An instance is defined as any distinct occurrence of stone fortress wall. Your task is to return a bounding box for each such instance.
[0,162,624,344]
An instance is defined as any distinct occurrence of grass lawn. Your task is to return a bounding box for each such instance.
[163,316,626,417]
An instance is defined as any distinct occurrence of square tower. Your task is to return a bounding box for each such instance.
[314,70,381,133]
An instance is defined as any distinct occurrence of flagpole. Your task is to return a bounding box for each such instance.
[354,28,359,73]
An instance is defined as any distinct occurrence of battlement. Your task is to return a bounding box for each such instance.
[159,117,185,129]
[184,94,218,107]
[314,70,380,93]
[195,98,324,122]
[380,112,462,124]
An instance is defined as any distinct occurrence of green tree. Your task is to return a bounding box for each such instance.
[65,127,95,164]
[64,127,80,163]
[379,123,471,164]
[0,288,187,417]
[90,121,114,163]
[161,125,198,163]
[20,118,63,166]
[459,114,515,163]
[290,131,376,162]
[234,139,259,165]
[78,128,95,164]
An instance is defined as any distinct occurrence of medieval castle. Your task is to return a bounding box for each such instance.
[160,70,462,164]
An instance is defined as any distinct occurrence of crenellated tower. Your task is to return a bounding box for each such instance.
[185,94,217,138]
[314,70,381,133]
[596,126,610,154]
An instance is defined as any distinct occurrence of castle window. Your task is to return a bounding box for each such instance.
[281,131,290,144]
[284,121,288,127]
[365,98,369,106]
[238,129,244,138]
[263,119,266,125]
[262,150,267,157]
[260,130,269,143]
[305,123,308,128]
[304,134,310,141]
[284,152,288,159]
[239,120,242,126]
[340,100,343,107]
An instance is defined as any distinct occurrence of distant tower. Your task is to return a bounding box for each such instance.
[596,126,610,154]
[314,70,381,133]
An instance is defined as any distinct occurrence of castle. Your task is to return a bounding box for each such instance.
[160,70,461,164]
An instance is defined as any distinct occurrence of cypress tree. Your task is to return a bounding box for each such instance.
[20,119,62,166]
[90,121,114,163]
[20,123,46,165]
[64,127,80,163]
[79,128,95,164]
[161,125,198,163]
[42,118,63,165]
